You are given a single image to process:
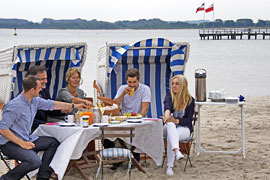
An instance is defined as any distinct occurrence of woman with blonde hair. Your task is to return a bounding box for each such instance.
[163,75,195,176]
[56,68,92,106]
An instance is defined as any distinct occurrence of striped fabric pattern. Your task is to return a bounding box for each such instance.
[104,38,190,118]
[96,148,132,178]
[10,43,87,100]
[100,148,131,158]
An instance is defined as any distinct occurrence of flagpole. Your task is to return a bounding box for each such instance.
[213,4,215,21]
[203,2,205,33]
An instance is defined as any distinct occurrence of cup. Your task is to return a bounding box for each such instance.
[102,115,109,123]
[65,115,74,123]
[129,88,135,96]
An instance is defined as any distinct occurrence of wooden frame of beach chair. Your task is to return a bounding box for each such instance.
[161,111,198,172]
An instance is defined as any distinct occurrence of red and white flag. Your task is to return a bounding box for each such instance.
[205,3,214,13]
[196,3,205,13]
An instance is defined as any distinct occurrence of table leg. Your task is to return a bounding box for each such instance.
[196,105,201,156]
[240,104,246,158]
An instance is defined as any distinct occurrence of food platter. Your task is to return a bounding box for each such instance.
[127,115,143,119]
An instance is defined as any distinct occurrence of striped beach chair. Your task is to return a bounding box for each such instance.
[96,38,190,118]
[0,42,87,101]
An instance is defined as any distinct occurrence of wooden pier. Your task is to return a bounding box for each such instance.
[199,28,270,40]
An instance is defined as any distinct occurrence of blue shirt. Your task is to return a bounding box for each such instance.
[0,93,54,145]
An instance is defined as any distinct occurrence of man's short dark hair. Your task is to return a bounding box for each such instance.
[22,75,40,92]
[25,66,47,77]
[125,68,140,80]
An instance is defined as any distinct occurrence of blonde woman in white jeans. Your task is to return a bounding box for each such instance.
[163,75,195,176]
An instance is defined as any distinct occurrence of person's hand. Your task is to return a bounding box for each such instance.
[75,103,87,109]
[83,100,93,107]
[19,141,35,149]
[124,87,133,96]
[163,114,171,124]
[168,116,180,124]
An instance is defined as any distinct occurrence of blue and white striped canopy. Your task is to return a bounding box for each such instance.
[11,43,87,100]
[104,38,190,118]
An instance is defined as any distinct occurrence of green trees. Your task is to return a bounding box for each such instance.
[0,18,270,29]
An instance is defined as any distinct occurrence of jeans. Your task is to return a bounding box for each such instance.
[0,136,60,180]
[163,122,190,167]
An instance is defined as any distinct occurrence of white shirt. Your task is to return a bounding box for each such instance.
[115,83,151,114]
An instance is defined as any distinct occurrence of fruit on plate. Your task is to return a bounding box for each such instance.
[124,112,131,117]
[123,112,141,117]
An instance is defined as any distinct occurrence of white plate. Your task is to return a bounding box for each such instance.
[128,115,143,119]
[109,120,121,124]
[92,123,109,127]
[127,119,142,123]
[59,123,76,127]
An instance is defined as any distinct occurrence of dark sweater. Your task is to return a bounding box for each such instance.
[163,93,195,133]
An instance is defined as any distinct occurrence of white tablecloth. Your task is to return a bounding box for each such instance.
[34,118,164,180]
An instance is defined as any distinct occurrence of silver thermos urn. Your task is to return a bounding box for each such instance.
[195,69,207,102]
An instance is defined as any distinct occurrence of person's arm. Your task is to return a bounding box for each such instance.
[163,93,173,124]
[71,97,92,106]
[140,102,150,117]
[53,101,86,111]
[58,88,92,107]
[0,129,35,149]
[114,86,132,105]
[163,109,171,124]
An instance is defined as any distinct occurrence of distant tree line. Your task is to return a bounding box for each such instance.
[0,18,270,29]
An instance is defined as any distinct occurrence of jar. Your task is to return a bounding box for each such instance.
[81,115,89,128]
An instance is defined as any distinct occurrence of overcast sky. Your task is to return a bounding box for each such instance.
[1,0,270,23]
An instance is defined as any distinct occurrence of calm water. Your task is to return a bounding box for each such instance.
[0,29,269,98]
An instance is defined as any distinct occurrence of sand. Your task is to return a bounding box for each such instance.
[1,96,270,179]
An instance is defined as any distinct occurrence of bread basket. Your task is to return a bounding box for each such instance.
[97,96,121,116]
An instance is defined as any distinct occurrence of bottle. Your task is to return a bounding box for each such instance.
[92,107,101,124]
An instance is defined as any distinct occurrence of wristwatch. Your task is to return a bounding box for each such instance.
[72,103,75,109]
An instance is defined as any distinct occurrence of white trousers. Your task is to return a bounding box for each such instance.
[163,122,190,167]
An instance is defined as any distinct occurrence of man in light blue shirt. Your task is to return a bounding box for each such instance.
[0,75,86,180]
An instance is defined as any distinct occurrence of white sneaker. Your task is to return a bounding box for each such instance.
[175,150,184,160]
[166,167,174,176]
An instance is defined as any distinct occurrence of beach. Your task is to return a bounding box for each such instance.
[0,96,269,179]
[63,96,270,179]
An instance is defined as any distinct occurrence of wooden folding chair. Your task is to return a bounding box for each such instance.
[64,140,100,180]
[162,111,198,172]
[96,126,146,180]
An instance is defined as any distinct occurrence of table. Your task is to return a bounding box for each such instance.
[34,118,164,180]
[195,101,245,158]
